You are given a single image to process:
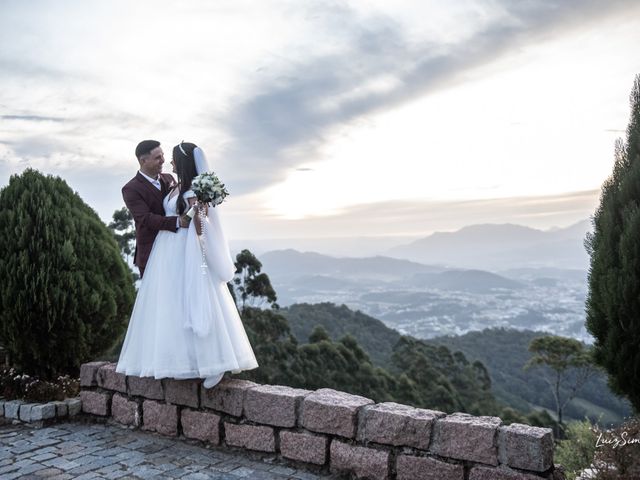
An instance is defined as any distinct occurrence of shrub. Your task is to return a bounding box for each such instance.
[0,169,135,380]
[555,419,597,480]
[0,367,80,402]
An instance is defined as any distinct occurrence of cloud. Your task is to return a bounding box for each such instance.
[219,0,638,193]
[224,188,601,240]
[2,137,70,158]
[1,115,65,122]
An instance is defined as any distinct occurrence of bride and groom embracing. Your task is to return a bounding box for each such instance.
[115,140,258,389]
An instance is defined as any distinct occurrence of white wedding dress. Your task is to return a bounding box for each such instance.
[116,190,258,387]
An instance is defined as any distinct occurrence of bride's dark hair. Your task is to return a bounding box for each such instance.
[173,141,198,215]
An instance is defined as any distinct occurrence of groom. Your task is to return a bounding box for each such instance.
[122,140,189,278]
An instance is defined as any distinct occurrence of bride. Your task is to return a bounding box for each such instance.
[116,142,258,388]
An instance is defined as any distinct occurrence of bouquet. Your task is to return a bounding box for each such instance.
[191,172,229,206]
[187,172,229,274]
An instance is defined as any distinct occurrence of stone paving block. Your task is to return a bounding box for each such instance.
[202,378,258,416]
[244,384,312,427]
[7,462,44,478]
[280,431,328,465]
[80,361,109,387]
[31,403,56,421]
[112,392,141,427]
[301,388,374,438]
[31,452,58,462]
[46,457,82,471]
[128,375,164,400]
[224,422,275,452]
[396,454,464,480]
[469,466,543,480]
[432,413,502,465]
[4,400,24,419]
[499,423,554,472]
[80,390,111,416]
[30,468,64,477]
[330,439,389,480]
[142,399,178,436]
[358,402,445,449]
[181,408,220,444]
[164,378,200,408]
[97,363,127,393]
[66,397,82,416]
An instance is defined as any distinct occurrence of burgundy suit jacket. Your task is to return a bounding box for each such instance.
[122,172,178,276]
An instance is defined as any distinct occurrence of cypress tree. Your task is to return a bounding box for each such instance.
[0,169,135,379]
[586,74,640,411]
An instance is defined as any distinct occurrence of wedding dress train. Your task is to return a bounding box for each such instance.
[116,191,258,388]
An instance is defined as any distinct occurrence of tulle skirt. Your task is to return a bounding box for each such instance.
[116,227,258,380]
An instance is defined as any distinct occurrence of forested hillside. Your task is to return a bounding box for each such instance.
[429,328,631,425]
[281,303,630,425]
[237,305,507,418]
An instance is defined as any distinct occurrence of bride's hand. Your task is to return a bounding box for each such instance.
[197,201,209,217]
[192,202,207,236]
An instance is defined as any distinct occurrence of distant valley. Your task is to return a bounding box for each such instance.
[260,248,590,342]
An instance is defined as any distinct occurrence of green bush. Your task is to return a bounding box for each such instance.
[0,366,79,402]
[0,169,135,379]
[555,419,597,480]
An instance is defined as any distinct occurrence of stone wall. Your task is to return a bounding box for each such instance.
[80,361,563,480]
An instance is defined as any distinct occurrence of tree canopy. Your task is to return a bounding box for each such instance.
[525,335,596,435]
[232,249,278,310]
[586,74,640,411]
[0,169,135,379]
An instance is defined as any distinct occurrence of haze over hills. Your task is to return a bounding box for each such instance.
[229,235,419,259]
[231,219,592,271]
[259,249,444,283]
[386,219,592,270]
[234,219,594,342]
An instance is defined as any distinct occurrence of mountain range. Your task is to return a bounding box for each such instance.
[239,219,592,272]
[386,219,592,270]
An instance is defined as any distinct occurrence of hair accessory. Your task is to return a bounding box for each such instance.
[178,141,188,157]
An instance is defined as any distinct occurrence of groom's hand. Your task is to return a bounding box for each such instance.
[179,215,191,228]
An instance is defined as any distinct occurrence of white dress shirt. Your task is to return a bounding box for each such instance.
[138,170,161,190]
[139,170,181,229]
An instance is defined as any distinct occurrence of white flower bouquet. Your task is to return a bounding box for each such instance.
[191,172,229,206]
[187,172,229,274]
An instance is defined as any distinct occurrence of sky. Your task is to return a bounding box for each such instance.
[1,0,640,245]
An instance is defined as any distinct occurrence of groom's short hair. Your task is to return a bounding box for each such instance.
[135,140,161,160]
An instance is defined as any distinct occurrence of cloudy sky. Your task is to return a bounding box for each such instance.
[1,0,639,244]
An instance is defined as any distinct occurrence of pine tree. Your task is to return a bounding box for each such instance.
[0,169,136,379]
[525,335,596,436]
[108,207,136,262]
[232,249,278,310]
[585,74,640,411]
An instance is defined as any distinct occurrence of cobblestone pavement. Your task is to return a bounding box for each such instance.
[0,421,335,479]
